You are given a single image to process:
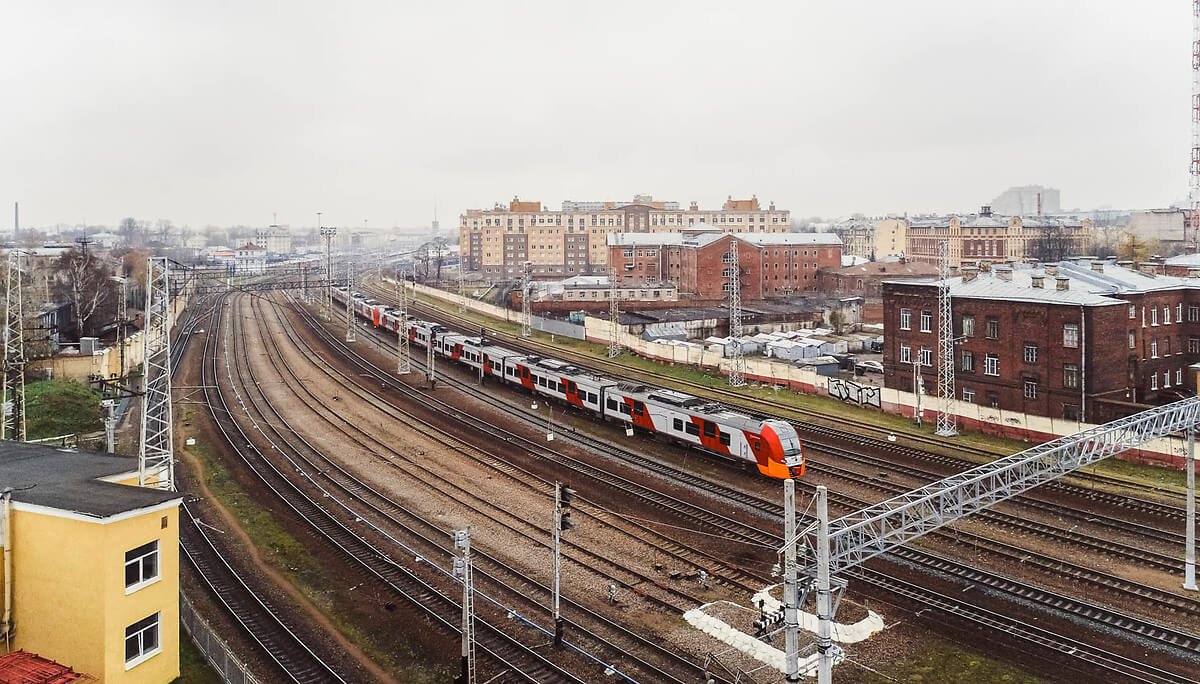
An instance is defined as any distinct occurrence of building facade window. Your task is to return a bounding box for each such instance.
[124,541,159,592]
[125,612,161,667]
[1064,404,1080,421]
[1164,306,1171,324]
[962,387,975,402]
[919,311,932,333]
[961,315,975,338]
[1164,371,1171,388]
[1063,323,1079,349]
[1191,337,1200,354]
[961,350,974,372]
[985,317,999,339]
[919,347,932,366]
[1130,304,1137,319]
[1151,373,1159,390]
[1063,364,1079,389]
[987,391,1000,409]
[1023,344,1038,364]
[899,308,911,330]
[1130,331,1137,349]
[1151,339,1159,358]
[1190,305,1199,322]
[1023,379,1038,399]
[1178,368,1184,385]
[1152,308,1159,326]
[984,353,999,376]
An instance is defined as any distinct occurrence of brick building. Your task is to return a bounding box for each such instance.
[459,195,790,279]
[817,259,939,323]
[607,230,842,299]
[906,207,1091,266]
[883,259,1200,423]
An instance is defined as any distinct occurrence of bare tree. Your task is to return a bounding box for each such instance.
[1029,222,1079,263]
[53,248,117,341]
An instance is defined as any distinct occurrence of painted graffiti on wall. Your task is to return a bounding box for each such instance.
[827,377,882,408]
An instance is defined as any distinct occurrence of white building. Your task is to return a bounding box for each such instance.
[234,243,266,275]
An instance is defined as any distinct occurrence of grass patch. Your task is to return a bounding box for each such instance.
[179,409,450,682]
[174,630,223,684]
[865,641,1044,683]
[24,379,103,440]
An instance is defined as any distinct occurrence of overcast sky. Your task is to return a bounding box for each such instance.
[0,1,1190,230]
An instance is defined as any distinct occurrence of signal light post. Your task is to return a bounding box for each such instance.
[453,528,476,684]
[553,482,575,647]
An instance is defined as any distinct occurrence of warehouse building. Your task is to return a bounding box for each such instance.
[0,442,182,682]
[883,259,1200,423]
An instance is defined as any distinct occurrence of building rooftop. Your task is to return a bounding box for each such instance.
[0,650,84,683]
[607,233,685,247]
[827,261,938,276]
[609,230,840,248]
[885,259,1199,306]
[0,442,181,519]
[1165,253,1200,267]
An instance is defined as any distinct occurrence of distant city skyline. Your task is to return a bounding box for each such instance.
[0,2,1189,229]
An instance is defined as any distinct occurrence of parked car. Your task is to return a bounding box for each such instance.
[856,360,885,374]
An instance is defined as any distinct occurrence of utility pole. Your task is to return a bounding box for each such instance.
[102,398,116,453]
[608,266,620,358]
[553,482,575,647]
[426,329,436,390]
[521,261,532,337]
[783,478,800,682]
[815,485,833,684]
[1190,0,1200,250]
[320,222,336,321]
[344,257,356,343]
[936,240,957,436]
[728,237,747,387]
[1186,427,1197,591]
[117,274,128,380]
[458,261,466,313]
[453,528,476,684]
[2,250,26,442]
[912,359,924,426]
[396,272,410,375]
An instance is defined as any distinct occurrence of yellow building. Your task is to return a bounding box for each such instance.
[0,442,182,682]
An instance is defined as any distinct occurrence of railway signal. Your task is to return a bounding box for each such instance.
[453,527,476,684]
[553,482,575,646]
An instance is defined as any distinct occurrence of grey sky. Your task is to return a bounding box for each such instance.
[0,1,1189,229]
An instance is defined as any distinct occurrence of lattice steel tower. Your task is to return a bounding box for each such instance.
[608,266,620,358]
[520,261,532,337]
[727,237,747,387]
[936,240,957,436]
[320,226,337,320]
[396,271,411,375]
[3,250,26,442]
[344,257,356,343]
[139,257,174,489]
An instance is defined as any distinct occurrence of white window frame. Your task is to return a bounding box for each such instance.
[1164,306,1171,325]
[1023,344,1038,364]
[1023,379,1038,399]
[1151,373,1159,390]
[1152,307,1159,326]
[899,308,911,331]
[124,540,160,595]
[962,387,975,403]
[1178,368,1184,386]
[125,612,162,670]
[1151,339,1159,358]
[919,311,932,333]
[1130,304,1136,319]
[984,354,999,376]
[919,347,932,367]
[899,344,911,364]
[1063,323,1079,349]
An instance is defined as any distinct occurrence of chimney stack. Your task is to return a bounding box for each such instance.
[1045,263,1059,276]
[995,266,1013,282]
[980,205,993,217]
[1189,268,1200,279]
[1091,261,1105,273]
[979,260,991,273]
[1031,274,1044,288]
[961,266,979,282]
[1056,277,1070,291]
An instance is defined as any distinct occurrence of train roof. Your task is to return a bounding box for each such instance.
[614,383,764,431]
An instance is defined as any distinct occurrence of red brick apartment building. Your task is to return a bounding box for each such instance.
[606,230,842,299]
[883,260,1200,423]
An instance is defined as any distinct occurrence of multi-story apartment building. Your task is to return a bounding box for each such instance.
[875,217,908,258]
[905,207,1091,267]
[607,230,841,299]
[832,220,873,259]
[883,259,1200,422]
[460,196,790,279]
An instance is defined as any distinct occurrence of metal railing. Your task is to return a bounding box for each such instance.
[180,592,261,684]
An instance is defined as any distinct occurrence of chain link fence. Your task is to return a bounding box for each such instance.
[180,592,261,684]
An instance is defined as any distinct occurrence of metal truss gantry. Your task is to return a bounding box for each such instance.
[2,250,25,442]
[395,273,411,375]
[344,258,356,343]
[607,266,620,358]
[935,240,957,436]
[139,257,174,489]
[320,226,337,320]
[727,237,747,387]
[790,397,1200,681]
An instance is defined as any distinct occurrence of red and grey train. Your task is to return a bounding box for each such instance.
[335,289,805,479]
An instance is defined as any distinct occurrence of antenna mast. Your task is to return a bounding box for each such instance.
[344,256,356,343]
[936,240,957,436]
[607,265,620,358]
[1191,0,1200,250]
[520,261,532,337]
[727,237,746,387]
[320,225,336,320]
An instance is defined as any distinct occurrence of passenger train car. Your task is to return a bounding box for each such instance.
[333,288,804,478]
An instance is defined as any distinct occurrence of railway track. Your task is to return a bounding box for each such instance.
[204,295,586,683]
[300,291,1200,682]
[376,279,1187,510]
[236,293,720,683]
[171,294,351,683]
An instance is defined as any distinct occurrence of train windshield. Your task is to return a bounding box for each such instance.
[776,427,803,465]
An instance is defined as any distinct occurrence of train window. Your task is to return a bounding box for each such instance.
[607,398,618,410]
[620,403,631,415]
[567,381,577,394]
[558,383,566,393]
[673,418,683,431]
[632,402,644,417]
[702,422,716,438]
[588,392,597,403]
[752,442,761,451]
[719,432,731,446]
[685,422,700,436]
